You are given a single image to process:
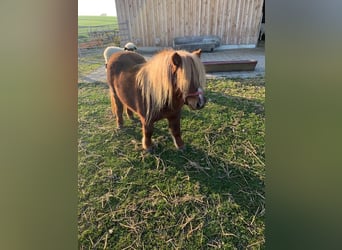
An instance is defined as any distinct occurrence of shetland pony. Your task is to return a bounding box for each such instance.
[106,49,206,151]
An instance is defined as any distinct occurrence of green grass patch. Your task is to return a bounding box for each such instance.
[78,16,119,43]
[78,16,118,26]
[78,78,265,249]
[78,50,104,78]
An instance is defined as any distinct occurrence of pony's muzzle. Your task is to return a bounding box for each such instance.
[185,89,206,110]
[197,95,206,109]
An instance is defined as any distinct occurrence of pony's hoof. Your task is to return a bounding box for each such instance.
[144,147,154,154]
[178,145,186,152]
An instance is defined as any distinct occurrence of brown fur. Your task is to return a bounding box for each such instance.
[106,49,206,151]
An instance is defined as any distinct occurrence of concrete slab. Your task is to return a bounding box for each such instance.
[78,44,264,83]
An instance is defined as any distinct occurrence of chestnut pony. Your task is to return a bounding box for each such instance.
[106,49,206,151]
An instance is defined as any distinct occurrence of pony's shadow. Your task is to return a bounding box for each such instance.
[150,144,265,219]
[105,87,264,218]
[164,89,264,217]
[117,127,264,218]
[191,146,263,217]
[184,89,265,118]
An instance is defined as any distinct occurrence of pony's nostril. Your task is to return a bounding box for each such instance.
[196,101,205,109]
[197,96,206,109]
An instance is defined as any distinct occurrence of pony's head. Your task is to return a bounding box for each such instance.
[171,49,207,110]
[137,49,206,122]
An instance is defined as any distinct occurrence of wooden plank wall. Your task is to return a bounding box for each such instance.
[115,0,264,47]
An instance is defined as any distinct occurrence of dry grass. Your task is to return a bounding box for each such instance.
[78,77,265,249]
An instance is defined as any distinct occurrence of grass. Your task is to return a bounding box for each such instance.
[78,16,119,43]
[78,16,118,27]
[78,49,104,79]
[78,77,265,249]
[78,16,119,78]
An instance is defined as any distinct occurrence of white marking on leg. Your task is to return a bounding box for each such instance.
[172,135,179,149]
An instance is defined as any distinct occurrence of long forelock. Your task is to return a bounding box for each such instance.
[136,50,206,123]
[176,51,206,96]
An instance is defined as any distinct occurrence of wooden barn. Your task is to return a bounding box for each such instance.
[115,0,264,49]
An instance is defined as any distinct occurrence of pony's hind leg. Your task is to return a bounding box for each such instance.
[167,115,185,150]
[125,107,134,120]
[109,88,124,128]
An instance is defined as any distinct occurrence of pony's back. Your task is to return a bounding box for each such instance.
[107,51,146,79]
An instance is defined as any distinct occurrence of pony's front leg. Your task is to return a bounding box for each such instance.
[142,122,154,152]
[167,115,185,150]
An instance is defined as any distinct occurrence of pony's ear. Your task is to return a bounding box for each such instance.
[171,52,182,68]
[192,49,202,58]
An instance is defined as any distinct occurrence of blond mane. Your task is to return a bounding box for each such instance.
[136,49,206,123]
